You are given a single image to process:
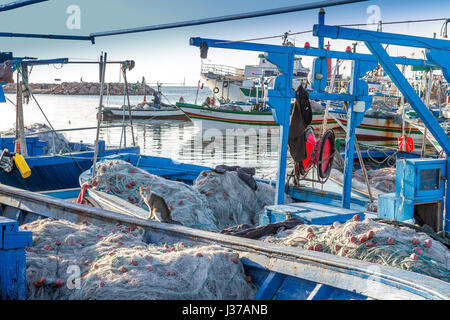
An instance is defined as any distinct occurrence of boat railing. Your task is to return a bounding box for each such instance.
[201,63,244,77]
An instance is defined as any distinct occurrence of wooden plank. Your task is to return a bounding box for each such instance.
[254,272,286,300]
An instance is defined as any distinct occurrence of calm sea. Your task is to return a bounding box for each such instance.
[2,86,283,178]
[2,86,352,196]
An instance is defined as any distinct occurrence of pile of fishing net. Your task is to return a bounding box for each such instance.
[193,169,288,230]
[261,216,450,282]
[88,160,283,232]
[88,160,220,232]
[134,102,176,111]
[365,100,403,125]
[23,218,257,300]
[1,123,72,154]
[353,167,396,193]
[216,104,244,112]
[0,61,13,83]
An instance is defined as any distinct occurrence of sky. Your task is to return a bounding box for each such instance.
[0,0,449,85]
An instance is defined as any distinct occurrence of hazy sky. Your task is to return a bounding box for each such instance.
[1,0,449,85]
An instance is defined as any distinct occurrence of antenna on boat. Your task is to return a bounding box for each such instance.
[142,76,147,102]
[15,61,27,156]
[120,61,136,147]
[92,52,107,179]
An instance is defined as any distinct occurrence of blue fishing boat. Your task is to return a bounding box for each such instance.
[1,162,449,300]
[0,138,139,192]
[0,53,140,192]
[1,0,450,301]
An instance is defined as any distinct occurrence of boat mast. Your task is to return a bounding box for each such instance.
[92,52,107,179]
[142,76,146,102]
[15,62,27,156]
[121,62,136,146]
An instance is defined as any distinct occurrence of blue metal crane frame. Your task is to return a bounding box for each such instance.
[190,10,450,231]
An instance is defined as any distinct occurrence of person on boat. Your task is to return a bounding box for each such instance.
[153,92,161,105]
[202,96,211,108]
[179,96,185,103]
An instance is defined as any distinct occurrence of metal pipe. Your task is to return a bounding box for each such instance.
[90,0,368,39]
[23,125,131,137]
[421,68,433,157]
[15,64,28,156]
[0,32,91,41]
[91,52,107,179]
[121,64,136,146]
[0,0,48,12]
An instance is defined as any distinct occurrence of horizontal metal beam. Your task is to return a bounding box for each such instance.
[190,37,436,67]
[89,0,368,39]
[314,24,450,51]
[14,58,68,65]
[0,32,91,41]
[0,0,47,12]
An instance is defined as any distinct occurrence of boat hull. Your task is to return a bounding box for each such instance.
[0,182,448,300]
[176,103,339,132]
[0,146,140,192]
[103,107,189,120]
[329,109,425,149]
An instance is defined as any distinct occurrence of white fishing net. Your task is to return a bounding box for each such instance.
[353,167,396,193]
[1,123,72,154]
[261,217,450,282]
[87,160,219,232]
[193,170,290,230]
[23,218,257,300]
[88,160,285,232]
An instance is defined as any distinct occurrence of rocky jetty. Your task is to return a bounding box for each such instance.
[1,82,156,95]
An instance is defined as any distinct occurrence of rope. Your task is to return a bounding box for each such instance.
[211,17,449,44]
[14,63,84,172]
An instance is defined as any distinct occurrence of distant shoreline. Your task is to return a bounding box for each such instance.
[1,82,157,95]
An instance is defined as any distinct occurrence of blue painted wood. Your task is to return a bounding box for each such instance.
[0,144,140,191]
[190,37,435,68]
[314,24,450,52]
[39,188,81,199]
[288,185,369,208]
[0,0,48,12]
[0,217,32,300]
[254,272,286,300]
[1,184,449,300]
[446,160,450,232]
[0,81,6,103]
[261,201,363,225]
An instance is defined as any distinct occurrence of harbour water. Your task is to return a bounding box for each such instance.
[2,86,359,196]
[1,86,282,179]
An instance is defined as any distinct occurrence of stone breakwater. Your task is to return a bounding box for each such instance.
[2,82,156,95]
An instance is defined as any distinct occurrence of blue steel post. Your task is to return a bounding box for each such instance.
[318,9,325,49]
[446,158,450,232]
[342,59,359,208]
[265,51,295,205]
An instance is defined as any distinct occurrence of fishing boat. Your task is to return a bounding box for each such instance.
[102,82,189,121]
[2,155,449,300]
[200,53,309,104]
[0,137,139,192]
[0,55,141,192]
[176,101,339,131]
[102,104,188,120]
[2,0,450,302]
[328,107,425,149]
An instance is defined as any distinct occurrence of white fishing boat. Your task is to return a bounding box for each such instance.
[102,103,188,120]
[176,102,339,132]
[200,54,309,103]
[103,80,189,121]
